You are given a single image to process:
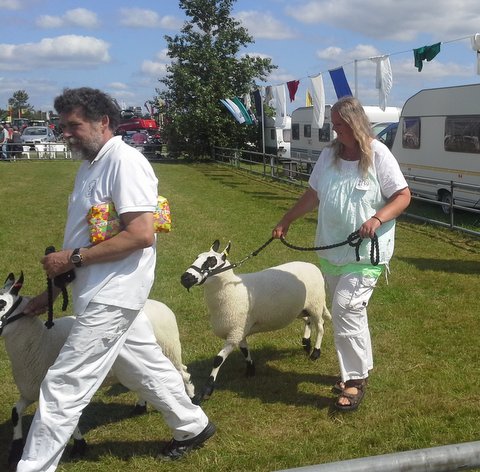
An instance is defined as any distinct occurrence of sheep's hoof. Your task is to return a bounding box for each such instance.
[246,361,255,377]
[310,348,321,361]
[130,403,148,416]
[192,393,204,405]
[8,438,24,468]
[302,337,312,354]
[70,438,87,457]
[193,378,215,404]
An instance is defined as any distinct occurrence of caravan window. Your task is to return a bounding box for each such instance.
[270,129,276,140]
[318,123,331,142]
[304,124,311,138]
[292,123,300,140]
[283,128,291,142]
[444,116,480,154]
[402,117,420,149]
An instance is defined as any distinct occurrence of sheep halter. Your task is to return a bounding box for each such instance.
[0,296,26,336]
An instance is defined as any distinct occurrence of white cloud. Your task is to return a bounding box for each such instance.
[285,0,480,42]
[0,0,22,10]
[0,35,111,71]
[36,8,100,29]
[141,60,168,77]
[241,51,273,60]
[36,15,63,28]
[155,49,171,62]
[267,69,297,84]
[109,82,129,90]
[119,8,182,29]
[236,10,296,40]
[316,44,381,64]
[64,8,100,28]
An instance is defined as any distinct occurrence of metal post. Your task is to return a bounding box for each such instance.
[261,87,265,156]
[354,59,358,98]
[274,441,480,472]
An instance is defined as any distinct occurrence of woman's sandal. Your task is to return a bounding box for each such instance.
[332,379,345,394]
[334,379,367,412]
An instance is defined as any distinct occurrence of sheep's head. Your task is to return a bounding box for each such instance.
[180,240,231,290]
[0,272,24,336]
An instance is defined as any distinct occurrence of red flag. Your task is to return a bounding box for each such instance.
[286,80,300,102]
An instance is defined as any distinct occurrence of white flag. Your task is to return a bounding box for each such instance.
[310,75,325,128]
[370,55,392,111]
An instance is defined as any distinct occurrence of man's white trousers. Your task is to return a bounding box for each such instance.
[16,303,208,472]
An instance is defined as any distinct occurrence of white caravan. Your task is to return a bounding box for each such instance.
[264,115,291,159]
[290,105,400,162]
[391,84,480,212]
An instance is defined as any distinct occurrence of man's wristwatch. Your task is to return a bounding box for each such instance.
[70,248,83,268]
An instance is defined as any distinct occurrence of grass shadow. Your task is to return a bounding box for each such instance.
[187,345,338,410]
[398,256,480,274]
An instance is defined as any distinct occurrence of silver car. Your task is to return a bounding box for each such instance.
[20,126,56,146]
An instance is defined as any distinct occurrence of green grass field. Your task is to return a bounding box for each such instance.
[0,160,479,472]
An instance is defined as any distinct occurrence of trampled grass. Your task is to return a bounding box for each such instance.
[0,160,479,472]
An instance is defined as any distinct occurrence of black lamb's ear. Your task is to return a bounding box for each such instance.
[211,240,220,252]
[3,273,15,291]
[11,271,24,296]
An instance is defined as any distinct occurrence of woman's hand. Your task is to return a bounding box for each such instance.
[359,217,382,239]
[272,221,289,239]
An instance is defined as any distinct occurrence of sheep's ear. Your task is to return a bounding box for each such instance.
[211,240,220,252]
[11,271,24,296]
[3,273,15,291]
[222,241,231,259]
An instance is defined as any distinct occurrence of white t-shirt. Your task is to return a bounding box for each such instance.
[63,136,158,315]
[308,140,408,266]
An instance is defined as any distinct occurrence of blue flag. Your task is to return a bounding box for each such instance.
[329,67,353,99]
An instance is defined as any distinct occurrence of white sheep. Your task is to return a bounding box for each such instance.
[0,272,194,468]
[180,240,331,404]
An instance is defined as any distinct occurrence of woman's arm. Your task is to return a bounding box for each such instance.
[272,187,319,239]
[359,187,411,238]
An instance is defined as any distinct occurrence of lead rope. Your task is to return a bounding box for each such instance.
[208,231,379,279]
[45,246,55,329]
[280,230,380,266]
[44,246,74,329]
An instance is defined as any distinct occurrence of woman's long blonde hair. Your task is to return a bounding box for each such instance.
[331,96,374,176]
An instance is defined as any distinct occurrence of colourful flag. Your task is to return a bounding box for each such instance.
[329,67,352,99]
[306,90,313,107]
[286,80,300,102]
[413,43,441,72]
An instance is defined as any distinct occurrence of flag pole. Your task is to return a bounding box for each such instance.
[261,87,265,155]
[354,60,358,97]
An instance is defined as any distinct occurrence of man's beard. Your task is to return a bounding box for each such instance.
[68,133,104,161]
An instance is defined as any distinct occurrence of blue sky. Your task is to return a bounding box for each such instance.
[1,0,479,116]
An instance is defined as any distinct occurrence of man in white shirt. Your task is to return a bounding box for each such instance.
[17,87,215,472]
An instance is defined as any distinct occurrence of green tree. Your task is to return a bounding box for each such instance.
[159,0,275,157]
[8,90,34,119]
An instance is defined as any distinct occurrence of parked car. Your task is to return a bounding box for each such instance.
[20,126,56,147]
[375,122,398,150]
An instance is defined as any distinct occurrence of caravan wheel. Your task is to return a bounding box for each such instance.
[440,191,453,215]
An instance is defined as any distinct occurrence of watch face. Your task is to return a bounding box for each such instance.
[71,250,82,266]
